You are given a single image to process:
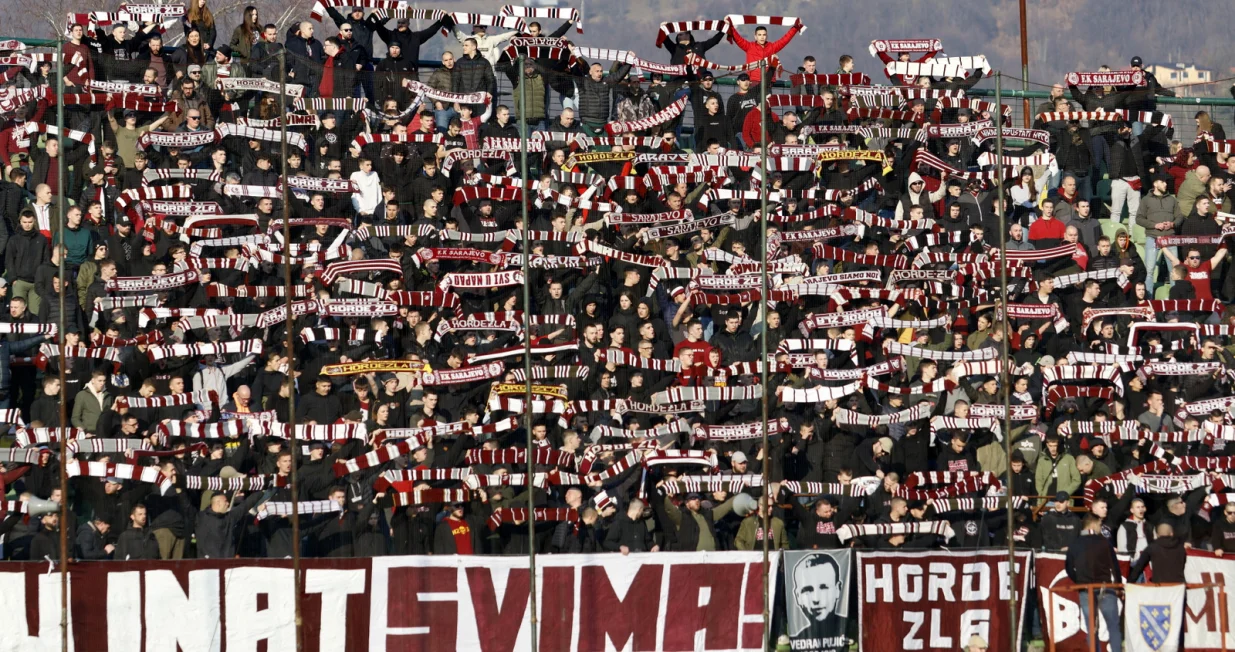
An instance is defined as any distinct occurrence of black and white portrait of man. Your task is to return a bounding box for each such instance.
[789,552,848,650]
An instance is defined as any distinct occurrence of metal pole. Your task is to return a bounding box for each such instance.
[55,34,68,652]
[1019,0,1031,126]
[995,71,1019,652]
[519,55,539,652]
[279,50,303,652]
[758,61,770,652]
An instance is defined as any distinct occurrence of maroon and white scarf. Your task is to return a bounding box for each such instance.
[1035,109,1128,123]
[465,448,575,468]
[1002,303,1068,333]
[683,52,781,74]
[137,130,219,150]
[574,47,684,76]
[422,362,505,386]
[438,271,524,291]
[487,508,577,530]
[15,427,87,447]
[318,258,403,285]
[404,79,491,107]
[333,435,431,477]
[375,469,473,492]
[603,98,688,138]
[293,97,368,113]
[218,77,304,98]
[655,20,730,47]
[599,349,681,372]
[390,490,471,506]
[65,460,170,492]
[780,382,862,404]
[692,419,789,442]
[835,403,935,428]
[147,339,263,361]
[1065,70,1145,87]
[837,520,954,543]
[106,270,200,293]
[651,386,762,405]
[255,501,341,520]
[969,404,1039,421]
[117,390,218,410]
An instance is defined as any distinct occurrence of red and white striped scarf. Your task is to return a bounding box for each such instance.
[106,270,200,293]
[835,403,935,428]
[464,448,575,468]
[294,97,368,113]
[15,427,86,448]
[929,416,1002,441]
[499,5,582,31]
[574,47,684,76]
[651,386,762,405]
[968,404,1039,421]
[374,468,473,492]
[65,461,169,490]
[147,339,263,361]
[332,435,431,477]
[256,501,341,520]
[391,490,471,506]
[487,507,577,530]
[404,79,491,107]
[218,77,304,98]
[318,258,403,285]
[118,390,218,410]
[655,20,730,47]
[184,474,285,492]
[780,382,862,404]
[154,419,246,443]
[438,271,524,292]
[837,520,954,543]
[509,366,588,382]
[215,123,307,150]
[683,52,781,74]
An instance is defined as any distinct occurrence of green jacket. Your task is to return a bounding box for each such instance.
[734,514,786,551]
[514,70,547,124]
[1135,192,1184,237]
[71,387,109,432]
[1035,451,1080,503]
[1176,170,1208,217]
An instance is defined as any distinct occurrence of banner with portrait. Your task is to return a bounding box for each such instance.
[784,549,853,652]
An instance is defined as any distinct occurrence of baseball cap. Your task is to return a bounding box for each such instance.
[1131,56,1143,68]
[731,452,748,464]
[700,70,714,80]
[684,492,702,501]
[877,436,894,453]
[1054,491,1071,503]
[736,73,750,82]
[187,64,202,73]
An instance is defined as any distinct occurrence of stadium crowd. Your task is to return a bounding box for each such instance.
[0,1,1234,571]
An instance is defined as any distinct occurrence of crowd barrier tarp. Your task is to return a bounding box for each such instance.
[1038,550,1234,652]
[1182,550,1235,652]
[856,549,1031,652]
[783,549,852,652]
[0,552,777,652]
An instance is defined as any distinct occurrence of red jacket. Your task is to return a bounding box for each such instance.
[727,25,801,83]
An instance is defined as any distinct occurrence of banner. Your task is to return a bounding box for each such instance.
[1125,583,1185,652]
[1037,552,1132,652]
[0,552,776,652]
[1183,550,1235,651]
[785,549,853,652]
[858,549,1031,652]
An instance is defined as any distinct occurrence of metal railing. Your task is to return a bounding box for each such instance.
[1044,581,1229,652]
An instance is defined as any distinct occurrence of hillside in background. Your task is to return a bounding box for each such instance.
[5,0,1234,94]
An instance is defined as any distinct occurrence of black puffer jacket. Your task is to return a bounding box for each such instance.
[453,52,494,96]
[575,60,631,124]
[5,226,47,283]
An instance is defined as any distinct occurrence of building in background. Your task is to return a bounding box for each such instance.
[1146,62,1213,97]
